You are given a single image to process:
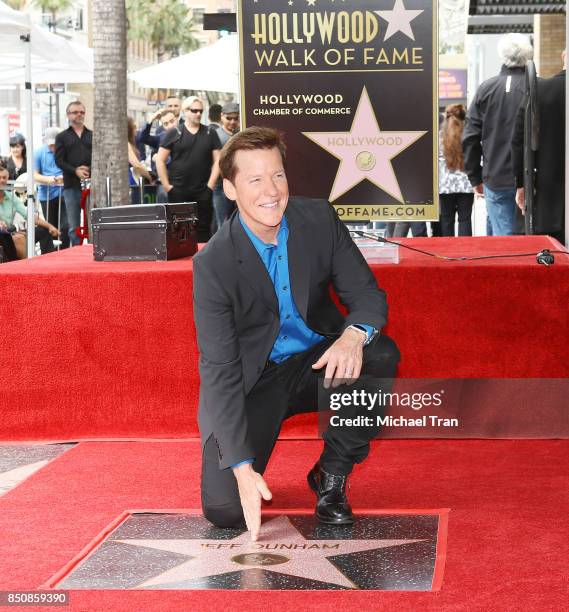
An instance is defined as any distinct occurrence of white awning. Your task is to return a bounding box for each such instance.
[129,35,239,93]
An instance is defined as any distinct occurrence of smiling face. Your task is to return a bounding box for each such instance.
[10,142,24,157]
[165,97,181,117]
[223,147,289,243]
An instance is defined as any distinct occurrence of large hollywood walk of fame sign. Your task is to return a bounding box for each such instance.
[48,510,448,590]
[238,0,438,222]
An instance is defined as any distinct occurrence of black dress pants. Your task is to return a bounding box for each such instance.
[0,229,54,259]
[201,334,400,528]
[439,193,474,236]
[0,232,17,262]
[168,186,213,243]
[34,226,56,254]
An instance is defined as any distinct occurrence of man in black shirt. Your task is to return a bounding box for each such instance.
[55,101,92,246]
[156,96,221,242]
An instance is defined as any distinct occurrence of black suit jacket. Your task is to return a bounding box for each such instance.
[192,197,388,469]
[512,70,565,236]
[462,65,526,190]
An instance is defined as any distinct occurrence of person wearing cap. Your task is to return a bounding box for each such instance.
[212,102,240,233]
[34,127,69,249]
[3,134,27,181]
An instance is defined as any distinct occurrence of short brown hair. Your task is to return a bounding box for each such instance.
[66,100,85,114]
[219,126,286,183]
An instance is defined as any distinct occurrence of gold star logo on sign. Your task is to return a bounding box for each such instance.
[356,151,376,172]
[303,87,427,202]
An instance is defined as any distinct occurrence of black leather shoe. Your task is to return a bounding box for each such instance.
[307,462,354,524]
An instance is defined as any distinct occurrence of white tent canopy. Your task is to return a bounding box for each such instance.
[0,63,92,86]
[129,34,239,93]
[0,1,93,85]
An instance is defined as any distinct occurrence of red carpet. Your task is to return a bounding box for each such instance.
[0,439,566,610]
[1,236,568,441]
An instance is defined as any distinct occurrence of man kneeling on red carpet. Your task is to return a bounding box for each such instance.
[193,127,399,540]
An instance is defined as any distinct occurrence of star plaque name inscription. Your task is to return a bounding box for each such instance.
[52,511,448,591]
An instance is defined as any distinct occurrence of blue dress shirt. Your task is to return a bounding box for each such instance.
[231,213,374,469]
[240,214,326,363]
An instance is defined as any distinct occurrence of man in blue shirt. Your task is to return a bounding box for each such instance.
[193,127,399,540]
[34,127,69,249]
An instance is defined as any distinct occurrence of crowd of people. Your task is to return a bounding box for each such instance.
[385,34,565,243]
[0,99,92,260]
[0,32,566,262]
[0,96,241,262]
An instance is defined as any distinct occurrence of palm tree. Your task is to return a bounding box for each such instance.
[4,0,28,9]
[91,0,129,208]
[33,0,74,33]
[127,0,200,63]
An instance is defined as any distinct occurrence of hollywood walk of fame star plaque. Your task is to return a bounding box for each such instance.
[47,510,448,591]
[238,0,438,222]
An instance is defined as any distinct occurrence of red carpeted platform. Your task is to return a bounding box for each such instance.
[0,236,568,441]
[0,439,566,609]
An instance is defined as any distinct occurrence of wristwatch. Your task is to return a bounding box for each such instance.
[346,324,377,346]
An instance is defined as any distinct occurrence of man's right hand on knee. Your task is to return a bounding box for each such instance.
[232,463,272,541]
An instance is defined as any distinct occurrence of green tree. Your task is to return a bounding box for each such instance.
[4,0,28,9]
[127,0,200,62]
[32,0,74,33]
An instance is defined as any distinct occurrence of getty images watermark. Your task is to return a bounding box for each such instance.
[317,378,569,439]
[326,388,458,429]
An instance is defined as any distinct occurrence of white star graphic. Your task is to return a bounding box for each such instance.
[116,515,422,589]
[0,460,48,495]
[376,0,424,42]
[303,87,427,202]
